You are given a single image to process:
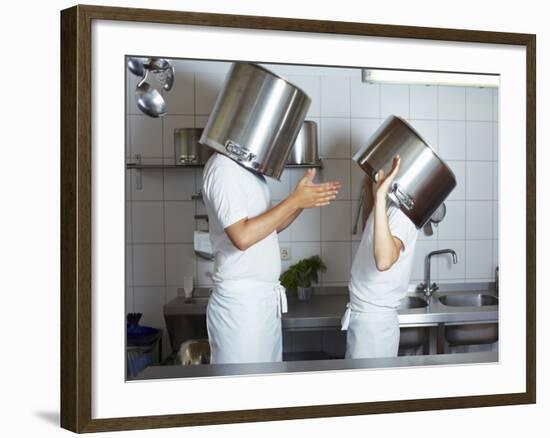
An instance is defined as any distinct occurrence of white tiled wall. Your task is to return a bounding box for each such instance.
[126,60,499,353]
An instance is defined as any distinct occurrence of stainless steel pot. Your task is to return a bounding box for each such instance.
[353,115,456,228]
[199,62,311,180]
[286,120,320,165]
[174,128,213,165]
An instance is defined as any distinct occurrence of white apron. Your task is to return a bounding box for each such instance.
[341,299,400,359]
[206,279,288,364]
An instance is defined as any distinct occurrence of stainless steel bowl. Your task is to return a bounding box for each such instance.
[199,62,311,180]
[174,128,213,165]
[353,115,456,228]
[286,120,320,165]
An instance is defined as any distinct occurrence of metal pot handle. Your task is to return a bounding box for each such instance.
[224,140,256,162]
[391,183,415,211]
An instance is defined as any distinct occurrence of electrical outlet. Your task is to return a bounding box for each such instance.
[280,246,291,261]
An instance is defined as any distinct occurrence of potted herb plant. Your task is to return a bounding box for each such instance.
[279,255,327,301]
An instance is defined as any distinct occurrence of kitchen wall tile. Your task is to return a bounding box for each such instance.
[493,122,499,161]
[196,258,214,286]
[195,71,226,115]
[165,243,196,285]
[321,242,351,283]
[166,286,178,303]
[321,201,351,241]
[438,86,466,120]
[409,120,438,151]
[350,118,381,156]
[289,207,320,242]
[132,201,164,243]
[125,287,134,314]
[130,168,164,201]
[133,286,166,329]
[493,201,499,240]
[125,169,132,200]
[465,201,493,239]
[162,115,195,159]
[410,240,438,282]
[163,71,194,115]
[437,240,465,281]
[465,240,493,279]
[163,168,196,200]
[164,201,195,243]
[466,87,493,121]
[410,85,437,120]
[493,161,499,200]
[493,239,499,270]
[133,244,165,286]
[320,118,350,159]
[438,121,466,160]
[126,245,133,287]
[266,169,291,201]
[288,75,321,117]
[437,201,465,240]
[493,88,499,122]
[466,161,493,200]
[380,84,409,119]
[320,159,350,200]
[350,80,380,118]
[321,76,350,117]
[445,161,465,201]
[350,162,367,201]
[292,242,322,263]
[466,121,493,161]
[129,115,163,158]
[125,202,132,243]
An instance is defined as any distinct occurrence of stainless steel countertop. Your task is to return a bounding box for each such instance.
[134,351,498,380]
[164,284,498,329]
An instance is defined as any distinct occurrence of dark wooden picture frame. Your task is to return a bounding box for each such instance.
[60,4,536,433]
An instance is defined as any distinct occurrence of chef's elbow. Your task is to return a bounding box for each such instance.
[233,238,251,252]
[375,260,392,272]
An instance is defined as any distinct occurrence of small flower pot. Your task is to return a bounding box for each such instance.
[297,286,313,301]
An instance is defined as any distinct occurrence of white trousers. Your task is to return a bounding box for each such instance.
[341,301,400,359]
[206,281,287,364]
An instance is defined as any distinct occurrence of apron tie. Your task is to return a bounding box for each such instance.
[275,284,288,318]
[341,302,351,331]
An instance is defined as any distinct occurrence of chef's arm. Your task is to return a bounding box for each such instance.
[225,169,340,251]
[372,155,403,271]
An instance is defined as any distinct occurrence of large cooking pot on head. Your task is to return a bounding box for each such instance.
[199,62,311,180]
[174,128,213,165]
[286,120,320,165]
[353,115,456,228]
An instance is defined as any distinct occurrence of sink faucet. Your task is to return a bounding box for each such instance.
[418,249,458,298]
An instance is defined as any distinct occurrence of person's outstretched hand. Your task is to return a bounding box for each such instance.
[290,168,341,208]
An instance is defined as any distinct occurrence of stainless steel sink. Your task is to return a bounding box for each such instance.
[439,294,498,307]
[398,296,428,310]
[438,294,498,346]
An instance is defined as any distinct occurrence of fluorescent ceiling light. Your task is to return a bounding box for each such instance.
[361,69,499,87]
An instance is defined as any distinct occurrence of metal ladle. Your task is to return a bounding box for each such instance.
[134,70,167,118]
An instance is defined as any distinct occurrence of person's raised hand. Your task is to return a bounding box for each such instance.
[373,155,401,201]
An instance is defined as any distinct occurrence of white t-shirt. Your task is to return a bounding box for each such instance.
[349,202,419,309]
[202,153,281,284]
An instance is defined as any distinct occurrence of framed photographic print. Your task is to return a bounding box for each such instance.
[60,4,536,433]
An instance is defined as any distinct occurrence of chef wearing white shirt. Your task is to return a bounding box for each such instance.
[202,152,341,364]
[341,155,419,358]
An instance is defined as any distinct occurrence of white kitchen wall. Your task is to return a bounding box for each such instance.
[125,59,499,353]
